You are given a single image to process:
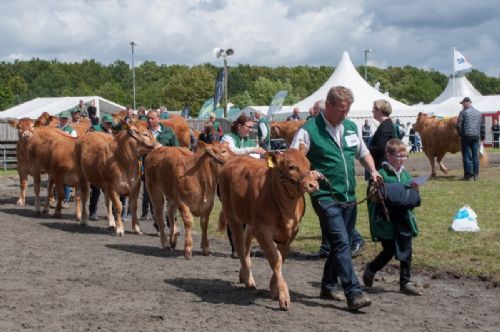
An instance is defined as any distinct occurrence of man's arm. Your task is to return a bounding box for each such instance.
[359,153,380,182]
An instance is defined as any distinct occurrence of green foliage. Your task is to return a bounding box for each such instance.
[1,58,500,114]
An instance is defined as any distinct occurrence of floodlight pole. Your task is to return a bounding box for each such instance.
[130,41,137,110]
[223,56,228,118]
[364,49,372,82]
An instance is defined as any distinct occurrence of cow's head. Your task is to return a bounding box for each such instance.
[125,121,160,156]
[270,122,280,139]
[198,140,233,165]
[266,144,319,194]
[9,118,35,140]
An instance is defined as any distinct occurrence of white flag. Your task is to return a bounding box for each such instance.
[454,48,472,73]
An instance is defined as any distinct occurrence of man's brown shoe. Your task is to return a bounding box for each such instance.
[320,289,345,302]
[347,292,372,311]
[400,282,422,296]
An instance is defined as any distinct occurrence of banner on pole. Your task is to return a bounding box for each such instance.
[213,68,225,112]
[454,48,472,73]
[267,90,288,120]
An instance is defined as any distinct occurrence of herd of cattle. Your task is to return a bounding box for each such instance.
[7,111,462,310]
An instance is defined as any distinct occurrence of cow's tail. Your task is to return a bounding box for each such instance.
[217,211,227,232]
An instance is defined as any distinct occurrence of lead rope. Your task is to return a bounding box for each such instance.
[320,177,390,221]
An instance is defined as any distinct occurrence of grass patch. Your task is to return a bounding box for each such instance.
[0,169,17,177]
[199,165,500,280]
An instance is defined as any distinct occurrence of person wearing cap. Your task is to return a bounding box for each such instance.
[58,111,77,137]
[89,114,114,134]
[208,112,223,140]
[87,114,115,220]
[254,110,270,150]
[456,97,485,181]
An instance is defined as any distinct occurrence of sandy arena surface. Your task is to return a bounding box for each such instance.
[1,153,499,331]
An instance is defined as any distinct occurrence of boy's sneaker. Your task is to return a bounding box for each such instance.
[400,282,422,296]
[346,292,372,311]
[61,201,70,209]
[320,288,345,302]
[89,213,99,221]
[363,266,375,287]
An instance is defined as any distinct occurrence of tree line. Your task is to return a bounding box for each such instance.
[1,58,500,117]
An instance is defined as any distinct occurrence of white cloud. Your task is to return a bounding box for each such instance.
[0,0,499,76]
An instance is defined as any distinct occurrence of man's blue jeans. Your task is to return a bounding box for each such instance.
[461,138,480,178]
[312,199,362,298]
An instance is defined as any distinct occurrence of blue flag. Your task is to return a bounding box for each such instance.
[198,98,214,119]
[267,90,288,120]
[213,68,225,112]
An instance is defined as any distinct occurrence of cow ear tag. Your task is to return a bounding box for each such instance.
[265,154,275,168]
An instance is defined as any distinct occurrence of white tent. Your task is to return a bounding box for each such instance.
[431,75,482,104]
[269,51,417,132]
[0,96,125,119]
[415,95,500,117]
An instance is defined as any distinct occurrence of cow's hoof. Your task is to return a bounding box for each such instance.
[53,213,62,219]
[133,226,143,235]
[279,304,290,311]
[108,226,116,231]
[115,229,125,237]
[42,209,49,215]
[16,200,24,207]
[202,249,210,256]
[34,210,41,216]
[184,251,192,259]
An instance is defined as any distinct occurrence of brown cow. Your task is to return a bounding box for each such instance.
[160,115,191,148]
[270,120,305,145]
[414,113,461,176]
[76,121,159,235]
[25,127,81,217]
[8,118,36,207]
[218,145,318,310]
[144,141,233,258]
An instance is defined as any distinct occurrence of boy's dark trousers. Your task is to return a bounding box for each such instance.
[367,208,413,286]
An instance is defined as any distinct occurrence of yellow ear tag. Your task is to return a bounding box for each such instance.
[265,154,275,168]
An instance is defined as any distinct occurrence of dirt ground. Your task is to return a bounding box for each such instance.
[1,153,499,331]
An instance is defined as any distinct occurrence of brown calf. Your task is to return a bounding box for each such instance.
[76,121,159,235]
[218,145,318,310]
[144,141,233,258]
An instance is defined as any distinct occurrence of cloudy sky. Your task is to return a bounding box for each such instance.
[1,0,499,76]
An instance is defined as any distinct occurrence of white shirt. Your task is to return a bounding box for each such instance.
[259,122,268,143]
[290,112,369,160]
[221,134,260,158]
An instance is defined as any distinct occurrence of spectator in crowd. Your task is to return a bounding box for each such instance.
[71,107,81,124]
[361,119,371,144]
[254,110,271,150]
[208,112,224,140]
[409,124,416,153]
[198,122,218,144]
[414,131,421,152]
[394,118,405,140]
[77,99,89,117]
[456,97,485,181]
[137,106,148,121]
[160,106,170,119]
[291,86,379,311]
[287,107,302,121]
[87,100,98,125]
[492,119,500,149]
[307,100,325,121]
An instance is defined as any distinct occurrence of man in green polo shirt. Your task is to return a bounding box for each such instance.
[291,86,380,311]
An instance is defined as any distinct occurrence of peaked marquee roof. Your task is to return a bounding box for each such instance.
[431,75,482,104]
[290,51,414,118]
[0,96,124,119]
